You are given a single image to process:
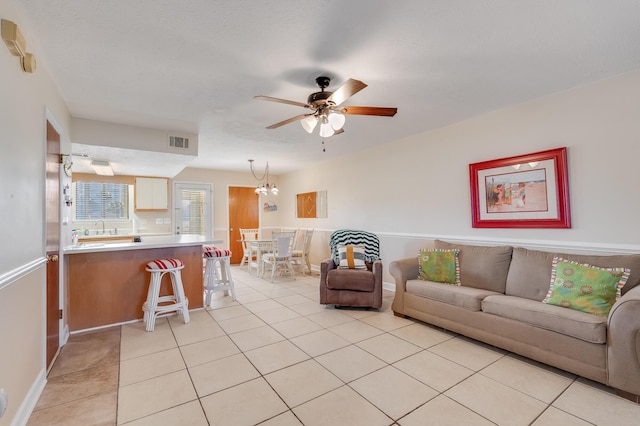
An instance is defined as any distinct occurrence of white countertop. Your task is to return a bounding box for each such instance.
[64,235,223,254]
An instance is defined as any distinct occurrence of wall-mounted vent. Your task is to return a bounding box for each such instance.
[169,135,189,149]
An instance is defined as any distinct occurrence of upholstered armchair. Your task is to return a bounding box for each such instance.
[320,229,383,309]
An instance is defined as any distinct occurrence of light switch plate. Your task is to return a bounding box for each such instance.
[163,218,170,224]
[155,218,163,225]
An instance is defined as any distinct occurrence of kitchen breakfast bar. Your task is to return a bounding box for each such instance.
[64,235,222,331]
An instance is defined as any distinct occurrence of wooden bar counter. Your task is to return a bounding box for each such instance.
[64,235,221,331]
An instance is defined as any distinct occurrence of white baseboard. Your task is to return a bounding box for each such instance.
[11,368,46,426]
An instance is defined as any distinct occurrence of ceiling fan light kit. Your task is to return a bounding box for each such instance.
[255,76,397,138]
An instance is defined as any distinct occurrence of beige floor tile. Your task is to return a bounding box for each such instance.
[288,300,329,316]
[306,310,355,328]
[120,319,177,361]
[189,353,260,397]
[216,313,266,334]
[244,340,310,375]
[445,374,547,426]
[315,345,386,382]
[200,378,288,426]
[290,329,351,357]
[428,336,504,371]
[28,391,117,426]
[338,307,379,319]
[532,406,593,426]
[390,322,455,349]
[117,370,197,424]
[359,311,415,331]
[552,381,640,426]
[264,359,343,407]
[256,286,297,298]
[259,410,303,425]
[179,335,241,368]
[270,316,323,339]
[274,294,313,307]
[480,355,573,403]
[229,324,285,351]
[254,306,302,324]
[235,291,270,304]
[356,333,421,363]
[243,299,285,313]
[208,304,252,321]
[394,350,474,392]
[328,319,384,343]
[119,347,185,387]
[399,394,494,426]
[351,365,439,420]
[168,311,226,346]
[293,385,390,426]
[48,327,121,379]
[35,362,119,410]
[124,400,208,426]
[204,294,238,310]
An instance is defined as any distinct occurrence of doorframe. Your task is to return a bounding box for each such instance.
[44,108,67,368]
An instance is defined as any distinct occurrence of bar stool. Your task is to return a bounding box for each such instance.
[143,258,190,332]
[203,245,236,305]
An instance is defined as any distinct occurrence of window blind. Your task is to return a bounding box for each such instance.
[75,182,129,220]
[180,189,205,235]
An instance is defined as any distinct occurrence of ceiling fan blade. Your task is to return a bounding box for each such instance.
[327,78,367,106]
[266,114,313,129]
[254,95,311,109]
[339,106,398,117]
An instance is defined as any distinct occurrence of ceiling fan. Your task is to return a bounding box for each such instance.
[254,76,398,138]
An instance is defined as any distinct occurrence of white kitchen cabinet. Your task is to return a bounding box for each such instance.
[135,177,168,210]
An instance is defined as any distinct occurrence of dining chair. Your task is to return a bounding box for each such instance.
[261,234,296,282]
[292,229,314,276]
[239,228,260,268]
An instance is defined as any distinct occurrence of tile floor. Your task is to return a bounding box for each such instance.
[28,266,640,425]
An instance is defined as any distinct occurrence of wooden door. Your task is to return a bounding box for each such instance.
[46,121,60,369]
[228,187,259,264]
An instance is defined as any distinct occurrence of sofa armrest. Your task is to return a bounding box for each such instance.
[389,257,418,315]
[607,285,640,395]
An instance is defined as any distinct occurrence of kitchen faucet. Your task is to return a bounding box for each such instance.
[95,219,105,235]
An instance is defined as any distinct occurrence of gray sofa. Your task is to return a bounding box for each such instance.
[390,240,640,398]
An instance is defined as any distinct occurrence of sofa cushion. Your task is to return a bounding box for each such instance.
[327,269,375,291]
[406,279,501,311]
[434,240,513,292]
[481,295,607,344]
[542,257,629,317]
[506,247,640,301]
[418,249,460,285]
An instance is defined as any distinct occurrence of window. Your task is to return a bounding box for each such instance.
[75,182,129,220]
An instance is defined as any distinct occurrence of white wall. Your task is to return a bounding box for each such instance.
[0,0,71,424]
[277,70,640,278]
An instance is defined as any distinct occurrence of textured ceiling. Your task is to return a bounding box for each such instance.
[17,0,640,176]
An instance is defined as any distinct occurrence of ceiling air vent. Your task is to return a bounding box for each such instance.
[169,135,189,149]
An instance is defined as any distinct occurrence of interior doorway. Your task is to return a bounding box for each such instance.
[228,186,259,264]
[173,182,213,236]
[45,120,60,369]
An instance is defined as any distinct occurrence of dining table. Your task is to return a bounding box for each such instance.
[241,239,275,277]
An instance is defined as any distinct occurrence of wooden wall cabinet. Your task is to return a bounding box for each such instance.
[135,177,168,211]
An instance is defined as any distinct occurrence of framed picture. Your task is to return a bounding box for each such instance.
[469,147,571,228]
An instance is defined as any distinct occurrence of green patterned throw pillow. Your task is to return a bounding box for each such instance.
[542,257,630,316]
[418,249,460,285]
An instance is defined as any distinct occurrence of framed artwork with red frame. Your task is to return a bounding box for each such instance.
[469,147,571,228]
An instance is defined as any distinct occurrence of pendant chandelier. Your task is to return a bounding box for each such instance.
[248,159,279,195]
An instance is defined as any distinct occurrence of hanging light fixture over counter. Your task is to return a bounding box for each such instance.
[249,159,279,195]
